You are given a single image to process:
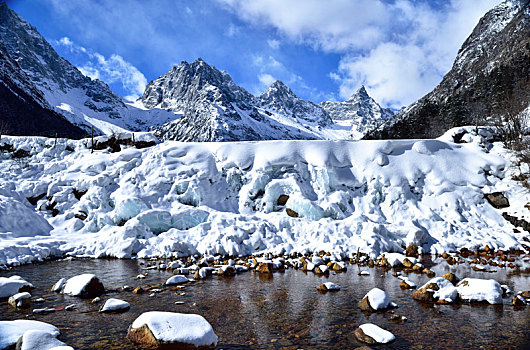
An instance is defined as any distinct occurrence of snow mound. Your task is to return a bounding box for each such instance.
[456,278,503,304]
[130,311,217,347]
[0,275,32,298]
[0,320,59,349]
[359,323,395,344]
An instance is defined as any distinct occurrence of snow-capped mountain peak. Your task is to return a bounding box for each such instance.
[319,85,394,138]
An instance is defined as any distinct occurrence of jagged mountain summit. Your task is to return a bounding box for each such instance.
[0,43,86,138]
[0,2,176,135]
[320,86,394,138]
[258,80,332,127]
[142,59,334,141]
[366,0,530,139]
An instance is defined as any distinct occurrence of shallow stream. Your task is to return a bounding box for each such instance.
[1,256,529,349]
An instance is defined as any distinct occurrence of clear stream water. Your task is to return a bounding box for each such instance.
[1,256,529,349]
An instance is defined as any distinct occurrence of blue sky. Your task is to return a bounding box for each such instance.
[9,0,500,108]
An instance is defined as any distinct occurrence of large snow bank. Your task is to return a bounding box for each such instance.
[0,129,526,266]
[130,311,218,347]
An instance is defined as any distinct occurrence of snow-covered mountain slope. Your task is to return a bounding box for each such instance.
[258,80,332,127]
[0,2,176,135]
[320,86,394,139]
[367,0,530,139]
[141,59,335,141]
[0,44,86,138]
[0,129,527,266]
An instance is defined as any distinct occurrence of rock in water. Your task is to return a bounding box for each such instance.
[456,278,503,304]
[0,276,32,298]
[128,311,217,349]
[100,298,130,313]
[165,275,189,285]
[316,282,340,292]
[16,329,72,350]
[62,274,104,298]
[354,323,395,345]
[358,288,395,311]
[51,278,66,293]
[8,292,31,309]
[0,320,60,350]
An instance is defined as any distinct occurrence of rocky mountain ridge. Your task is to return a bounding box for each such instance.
[366,0,530,139]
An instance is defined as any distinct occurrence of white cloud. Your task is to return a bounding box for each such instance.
[217,0,501,107]
[226,23,241,37]
[55,38,147,101]
[267,39,280,49]
[258,73,276,86]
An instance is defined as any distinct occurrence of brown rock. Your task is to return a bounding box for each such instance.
[257,262,273,274]
[442,273,458,285]
[520,291,530,299]
[332,262,346,272]
[402,258,413,268]
[128,324,215,350]
[358,296,374,312]
[316,284,328,292]
[412,288,436,302]
[512,295,527,307]
[422,268,435,278]
[485,192,510,209]
[277,195,289,206]
[286,208,299,218]
[354,347,373,350]
[405,244,418,257]
[218,266,236,276]
[353,327,377,345]
[400,280,414,289]
[8,293,30,309]
[389,314,407,323]
[132,286,144,294]
[412,264,422,272]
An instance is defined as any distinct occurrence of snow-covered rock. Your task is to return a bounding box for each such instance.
[165,275,189,285]
[100,298,130,313]
[51,278,66,292]
[456,278,503,304]
[317,282,341,292]
[354,323,395,345]
[62,274,104,298]
[0,275,32,298]
[359,288,396,311]
[8,291,31,308]
[413,277,458,303]
[0,194,53,238]
[0,320,60,349]
[128,311,217,349]
[17,329,72,350]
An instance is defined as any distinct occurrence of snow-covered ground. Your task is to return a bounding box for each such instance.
[0,127,528,267]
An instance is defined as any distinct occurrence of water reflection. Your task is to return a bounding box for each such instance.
[0,257,529,349]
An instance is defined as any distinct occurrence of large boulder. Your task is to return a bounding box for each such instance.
[128,311,217,350]
[62,274,104,298]
[0,276,32,298]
